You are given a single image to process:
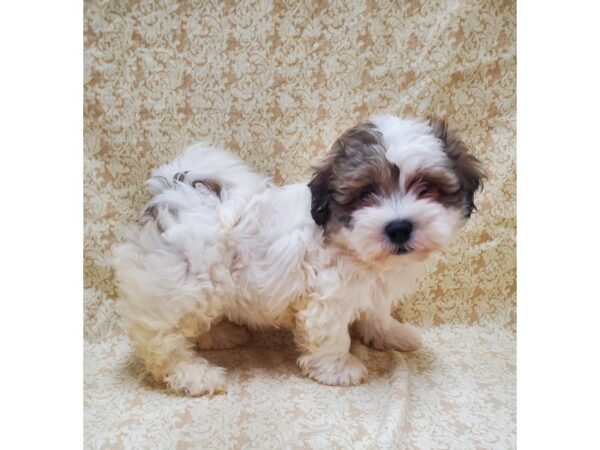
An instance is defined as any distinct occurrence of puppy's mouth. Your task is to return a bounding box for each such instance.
[394,245,413,255]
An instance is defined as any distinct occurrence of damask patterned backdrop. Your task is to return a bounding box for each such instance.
[84,0,515,448]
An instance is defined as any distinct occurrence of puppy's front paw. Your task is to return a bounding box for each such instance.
[298,353,368,386]
[385,322,423,352]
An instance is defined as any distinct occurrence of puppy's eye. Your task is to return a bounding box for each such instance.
[418,182,431,195]
[416,181,437,199]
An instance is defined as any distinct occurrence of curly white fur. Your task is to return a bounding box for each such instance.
[113,114,481,395]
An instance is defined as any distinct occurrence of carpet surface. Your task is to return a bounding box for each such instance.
[84,0,516,448]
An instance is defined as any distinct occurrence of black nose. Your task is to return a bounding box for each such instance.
[385,220,413,245]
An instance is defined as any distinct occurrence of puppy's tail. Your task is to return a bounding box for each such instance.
[142,144,269,228]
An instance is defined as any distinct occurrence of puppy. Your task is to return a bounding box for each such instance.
[113,114,484,395]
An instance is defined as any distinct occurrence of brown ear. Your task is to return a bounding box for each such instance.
[308,163,333,226]
[308,121,380,226]
[429,117,486,217]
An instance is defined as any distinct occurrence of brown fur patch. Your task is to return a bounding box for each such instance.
[309,122,399,230]
[140,203,178,233]
[140,174,222,233]
[428,117,485,216]
[192,179,222,198]
[406,167,463,209]
[174,171,222,199]
[173,171,189,182]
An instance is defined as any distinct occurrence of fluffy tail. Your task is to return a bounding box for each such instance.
[113,144,267,330]
[141,144,269,229]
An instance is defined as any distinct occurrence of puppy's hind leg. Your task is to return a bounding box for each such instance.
[130,324,227,396]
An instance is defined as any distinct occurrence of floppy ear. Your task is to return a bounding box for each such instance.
[308,164,333,226]
[429,117,486,217]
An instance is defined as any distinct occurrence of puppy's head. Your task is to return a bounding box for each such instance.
[309,114,484,263]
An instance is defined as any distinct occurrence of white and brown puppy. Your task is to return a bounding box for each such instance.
[113,114,484,396]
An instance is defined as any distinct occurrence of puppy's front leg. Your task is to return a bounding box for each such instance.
[354,309,422,352]
[294,303,367,386]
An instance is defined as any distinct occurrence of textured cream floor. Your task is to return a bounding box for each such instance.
[84,0,516,448]
[85,325,514,449]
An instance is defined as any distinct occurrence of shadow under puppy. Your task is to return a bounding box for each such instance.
[113,114,484,396]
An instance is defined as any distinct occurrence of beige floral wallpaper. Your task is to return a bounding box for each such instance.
[84,0,515,334]
[84,0,515,448]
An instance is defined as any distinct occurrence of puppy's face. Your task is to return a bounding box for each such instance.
[309,115,484,263]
